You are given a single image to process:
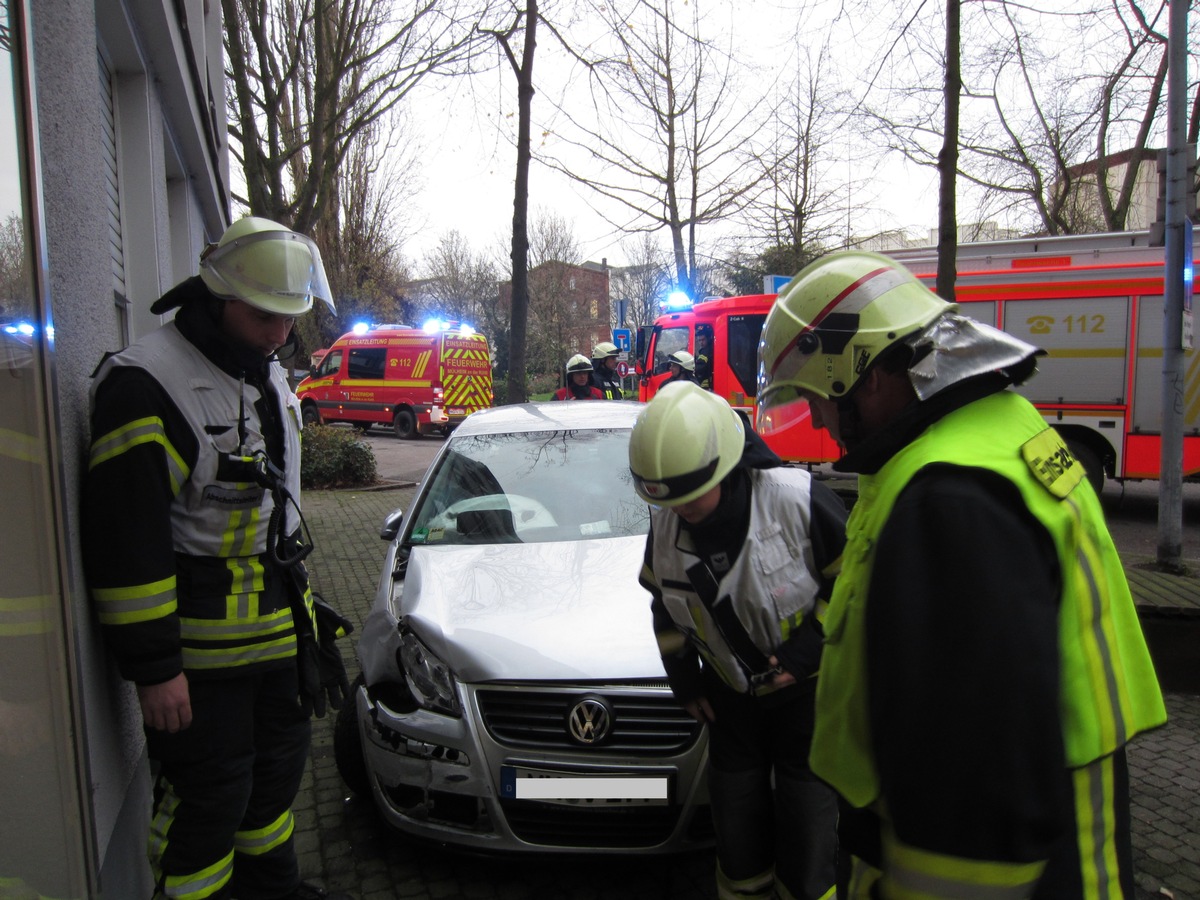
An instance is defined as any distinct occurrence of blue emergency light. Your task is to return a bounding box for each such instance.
[664,290,692,310]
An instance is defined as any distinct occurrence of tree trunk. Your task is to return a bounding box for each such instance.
[505,1,537,405]
[935,0,960,302]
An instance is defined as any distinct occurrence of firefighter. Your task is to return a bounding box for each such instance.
[552,353,604,400]
[694,331,713,390]
[663,350,697,385]
[757,250,1167,899]
[82,217,353,900]
[629,382,845,900]
[590,341,624,399]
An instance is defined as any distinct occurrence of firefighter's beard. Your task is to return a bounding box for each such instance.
[833,398,866,452]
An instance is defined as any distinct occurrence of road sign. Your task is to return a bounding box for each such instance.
[612,328,632,352]
[764,274,792,294]
[616,361,630,377]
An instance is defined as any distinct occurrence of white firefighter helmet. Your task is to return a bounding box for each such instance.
[566,353,593,374]
[200,217,335,316]
[629,381,744,506]
[669,350,696,372]
[757,251,950,426]
[592,341,620,360]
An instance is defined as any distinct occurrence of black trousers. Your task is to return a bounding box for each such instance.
[704,674,838,899]
[146,665,311,900]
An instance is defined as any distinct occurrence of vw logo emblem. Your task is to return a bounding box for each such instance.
[567,697,612,745]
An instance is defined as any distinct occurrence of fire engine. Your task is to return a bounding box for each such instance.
[297,323,493,438]
[637,230,1200,488]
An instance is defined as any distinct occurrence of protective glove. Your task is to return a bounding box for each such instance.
[313,594,354,711]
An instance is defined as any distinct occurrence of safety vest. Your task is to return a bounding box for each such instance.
[90,323,305,672]
[811,390,1167,808]
[649,467,823,694]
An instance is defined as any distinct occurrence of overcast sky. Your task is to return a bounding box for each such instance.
[397,0,944,272]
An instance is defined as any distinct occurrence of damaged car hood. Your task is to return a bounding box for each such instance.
[396,536,665,684]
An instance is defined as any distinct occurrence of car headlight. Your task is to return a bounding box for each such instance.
[398,631,461,716]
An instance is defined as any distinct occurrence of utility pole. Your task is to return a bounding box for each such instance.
[1159,0,1191,572]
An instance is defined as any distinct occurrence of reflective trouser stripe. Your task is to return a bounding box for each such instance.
[149,780,233,899]
[882,839,1045,899]
[716,862,774,900]
[1074,754,1122,900]
[156,852,234,900]
[234,809,294,856]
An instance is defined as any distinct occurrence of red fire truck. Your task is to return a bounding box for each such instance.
[637,230,1200,487]
[297,323,493,438]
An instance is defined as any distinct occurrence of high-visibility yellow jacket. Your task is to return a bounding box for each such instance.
[813,389,1166,898]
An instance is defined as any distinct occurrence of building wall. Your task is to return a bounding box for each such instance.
[6,0,228,892]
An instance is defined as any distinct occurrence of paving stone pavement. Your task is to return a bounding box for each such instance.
[296,485,1200,900]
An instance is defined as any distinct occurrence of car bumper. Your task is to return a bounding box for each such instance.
[355,682,713,854]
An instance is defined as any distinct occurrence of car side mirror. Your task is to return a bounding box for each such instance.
[380,508,405,541]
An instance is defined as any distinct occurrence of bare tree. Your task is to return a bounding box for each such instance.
[480,1,538,404]
[523,209,584,374]
[544,0,761,299]
[223,0,488,233]
[861,1,1200,238]
[611,233,671,333]
[736,42,852,288]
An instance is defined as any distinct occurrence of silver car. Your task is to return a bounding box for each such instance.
[335,401,713,853]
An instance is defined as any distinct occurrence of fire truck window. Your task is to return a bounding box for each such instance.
[347,347,386,379]
[695,325,714,390]
[726,314,767,397]
[654,326,689,375]
[316,350,342,378]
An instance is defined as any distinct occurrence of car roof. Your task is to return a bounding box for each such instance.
[454,400,646,436]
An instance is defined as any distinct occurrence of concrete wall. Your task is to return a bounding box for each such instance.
[26,0,229,889]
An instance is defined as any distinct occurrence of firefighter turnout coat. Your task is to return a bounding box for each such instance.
[84,306,307,685]
[643,466,830,696]
[813,388,1166,899]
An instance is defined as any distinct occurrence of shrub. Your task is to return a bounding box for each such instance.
[301,424,378,489]
[527,372,559,398]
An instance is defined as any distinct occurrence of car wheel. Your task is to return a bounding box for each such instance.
[334,675,370,796]
[393,408,418,440]
[301,404,322,427]
[1067,439,1104,494]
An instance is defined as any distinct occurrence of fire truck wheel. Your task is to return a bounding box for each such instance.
[393,408,418,440]
[301,404,322,427]
[1067,439,1104,494]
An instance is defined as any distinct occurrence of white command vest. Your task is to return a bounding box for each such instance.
[92,322,303,556]
[649,467,822,693]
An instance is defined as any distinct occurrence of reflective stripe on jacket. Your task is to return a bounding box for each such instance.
[648,467,823,694]
[811,391,1165,809]
[89,323,304,674]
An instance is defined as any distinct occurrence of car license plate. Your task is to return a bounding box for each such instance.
[447,407,466,416]
[499,765,670,806]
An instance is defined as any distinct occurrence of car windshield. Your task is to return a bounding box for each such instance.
[407,428,649,545]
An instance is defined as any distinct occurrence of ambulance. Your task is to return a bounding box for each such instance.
[637,229,1200,488]
[297,323,493,438]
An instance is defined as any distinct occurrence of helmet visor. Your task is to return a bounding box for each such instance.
[201,230,335,314]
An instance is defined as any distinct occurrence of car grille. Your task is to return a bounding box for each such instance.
[476,687,701,754]
[500,798,682,848]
